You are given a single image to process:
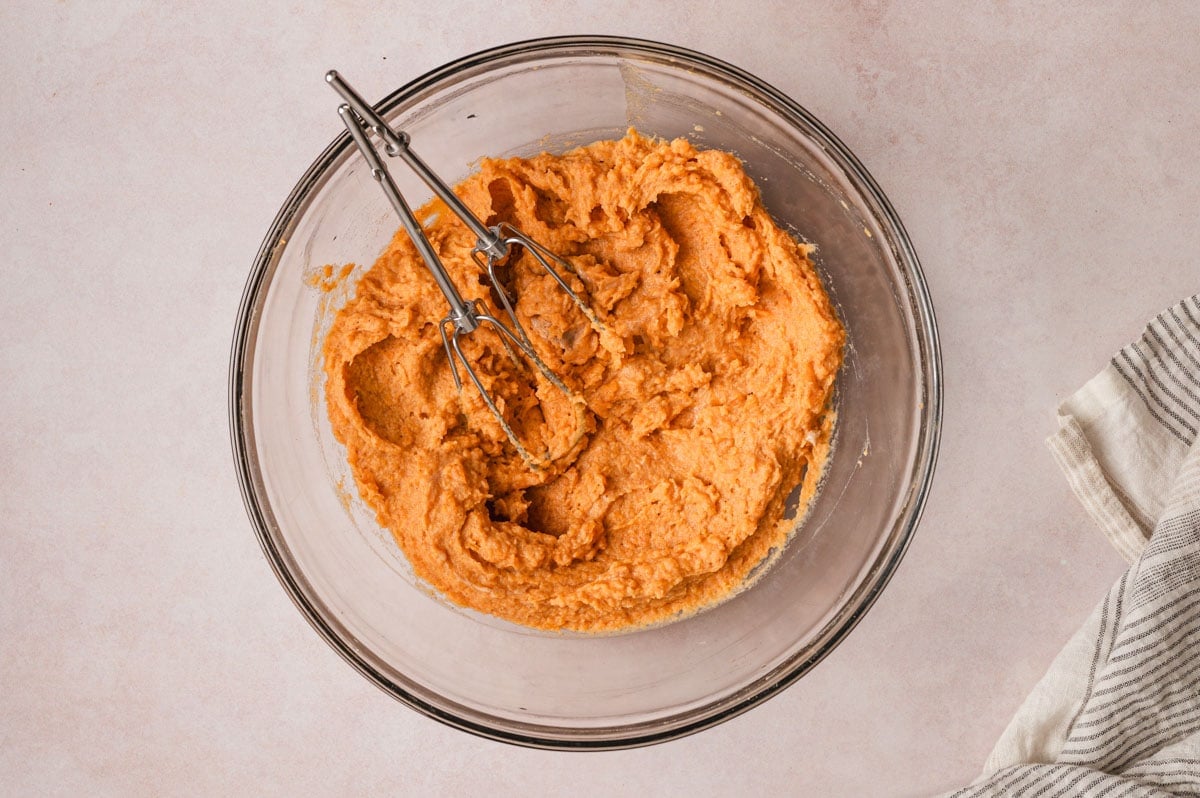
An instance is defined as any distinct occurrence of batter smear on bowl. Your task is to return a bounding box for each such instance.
[322,130,844,631]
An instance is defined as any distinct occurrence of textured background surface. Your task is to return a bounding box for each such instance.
[2,2,1197,794]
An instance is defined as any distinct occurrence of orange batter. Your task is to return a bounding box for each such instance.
[322,130,844,631]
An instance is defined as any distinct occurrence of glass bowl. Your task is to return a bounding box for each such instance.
[230,36,941,749]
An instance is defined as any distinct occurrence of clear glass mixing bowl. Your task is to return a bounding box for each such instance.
[230,36,941,749]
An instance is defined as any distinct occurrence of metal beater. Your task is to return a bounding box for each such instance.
[326,71,598,469]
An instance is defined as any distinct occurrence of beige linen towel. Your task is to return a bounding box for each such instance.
[952,295,1200,797]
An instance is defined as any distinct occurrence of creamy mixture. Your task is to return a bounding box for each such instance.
[322,130,843,631]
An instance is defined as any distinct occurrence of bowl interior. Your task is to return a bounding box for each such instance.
[235,38,938,747]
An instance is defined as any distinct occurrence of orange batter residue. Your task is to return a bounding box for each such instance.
[322,130,844,631]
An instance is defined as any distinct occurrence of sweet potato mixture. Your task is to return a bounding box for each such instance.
[322,130,843,631]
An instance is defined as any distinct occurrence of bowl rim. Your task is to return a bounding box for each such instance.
[229,34,943,750]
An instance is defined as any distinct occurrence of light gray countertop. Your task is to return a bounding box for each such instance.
[3,2,1197,794]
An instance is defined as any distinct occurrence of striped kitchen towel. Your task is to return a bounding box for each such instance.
[953,295,1200,797]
